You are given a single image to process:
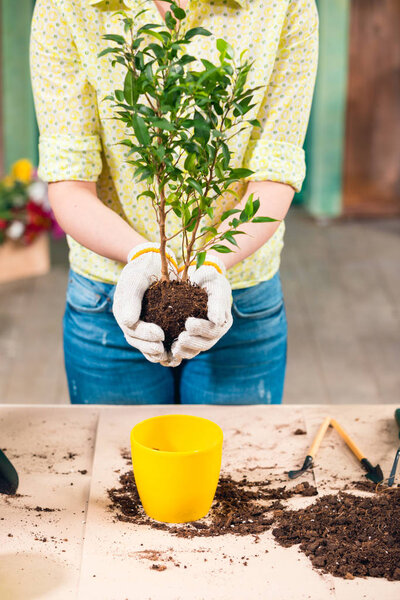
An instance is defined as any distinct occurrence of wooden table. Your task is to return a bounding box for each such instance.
[1,404,399,600]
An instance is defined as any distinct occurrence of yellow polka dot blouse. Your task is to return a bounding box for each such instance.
[30,0,318,288]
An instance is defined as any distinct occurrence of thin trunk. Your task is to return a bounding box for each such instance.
[158,186,169,282]
[181,216,201,282]
[181,264,189,282]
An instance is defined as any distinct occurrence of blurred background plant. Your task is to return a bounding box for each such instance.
[0,159,62,246]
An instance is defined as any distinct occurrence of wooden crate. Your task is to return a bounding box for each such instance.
[0,233,50,284]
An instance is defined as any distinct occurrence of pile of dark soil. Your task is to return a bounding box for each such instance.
[141,280,208,349]
[273,488,400,581]
[107,471,317,539]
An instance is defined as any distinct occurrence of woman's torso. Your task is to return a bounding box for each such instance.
[34,0,300,286]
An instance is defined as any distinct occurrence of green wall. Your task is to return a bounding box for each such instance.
[302,0,350,218]
[1,0,37,173]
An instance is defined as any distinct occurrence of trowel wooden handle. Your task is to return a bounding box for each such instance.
[308,417,331,459]
[330,419,365,461]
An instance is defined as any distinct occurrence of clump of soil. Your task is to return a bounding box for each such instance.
[293,428,306,435]
[107,470,317,539]
[34,506,57,513]
[273,488,400,581]
[141,280,208,350]
[151,564,167,572]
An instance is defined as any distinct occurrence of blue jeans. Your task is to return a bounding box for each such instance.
[63,270,287,405]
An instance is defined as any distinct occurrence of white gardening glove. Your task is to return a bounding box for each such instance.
[166,254,233,364]
[113,242,178,363]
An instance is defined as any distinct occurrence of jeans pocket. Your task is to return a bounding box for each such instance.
[66,271,113,314]
[232,275,284,321]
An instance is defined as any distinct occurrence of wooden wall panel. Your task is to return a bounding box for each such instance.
[343,0,400,216]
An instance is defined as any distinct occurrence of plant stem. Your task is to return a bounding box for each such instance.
[158,183,170,282]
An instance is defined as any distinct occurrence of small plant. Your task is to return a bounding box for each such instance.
[100,1,275,281]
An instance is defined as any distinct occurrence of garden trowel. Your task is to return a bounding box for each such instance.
[288,416,331,479]
[387,409,400,487]
[330,419,384,484]
[0,448,19,495]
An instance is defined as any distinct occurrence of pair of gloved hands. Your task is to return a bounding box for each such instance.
[113,242,233,367]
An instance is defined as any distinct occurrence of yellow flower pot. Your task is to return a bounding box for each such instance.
[130,414,223,523]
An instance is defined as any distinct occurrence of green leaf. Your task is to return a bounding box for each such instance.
[171,4,186,19]
[144,62,154,82]
[196,251,206,269]
[242,193,254,220]
[138,169,153,182]
[252,216,279,223]
[184,153,197,172]
[182,204,191,226]
[143,29,164,43]
[123,16,134,33]
[193,111,210,143]
[98,47,118,58]
[138,23,163,32]
[137,190,155,200]
[103,34,125,45]
[165,192,178,205]
[220,232,238,247]
[216,38,234,60]
[221,208,241,222]
[173,206,182,218]
[150,118,174,131]
[147,43,165,60]
[249,118,261,128]
[185,27,212,41]
[187,177,202,195]
[179,54,196,66]
[200,225,218,235]
[165,11,177,30]
[119,139,134,147]
[229,167,254,179]
[135,161,152,179]
[215,162,224,180]
[132,114,151,146]
[124,71,136,105]
[223,187,240,200]
[210,244,233,253]
[221,142,231,169]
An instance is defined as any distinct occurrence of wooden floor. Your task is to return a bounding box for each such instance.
[0,208,399,405]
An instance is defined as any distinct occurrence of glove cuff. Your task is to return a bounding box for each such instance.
[127,242,178,272]
[182,252,226,276]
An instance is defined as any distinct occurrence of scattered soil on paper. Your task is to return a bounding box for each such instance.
[63,452,77,460]
[151,563,167,571]
[107,470,317,539]
[273,487,400,581]
[141,279,208,350]
[109,451,400,580]
[293,428,306,435]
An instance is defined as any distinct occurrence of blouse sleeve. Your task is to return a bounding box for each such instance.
[243,0,319,192]
[30,0,103,182]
